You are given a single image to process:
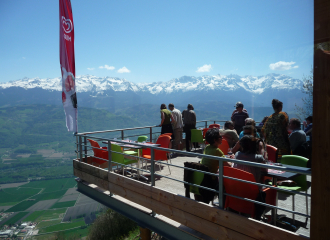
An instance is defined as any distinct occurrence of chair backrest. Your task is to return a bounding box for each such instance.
[209,124,220,129]
[191,129,203,143]
[111,144,124,164]
[137,136,148,142]
[154,136,171,160]
[87,139,108,164]
[218,139,229,155]
[280,155,309,190]
[223,167,259,217]
[266,144,278,163]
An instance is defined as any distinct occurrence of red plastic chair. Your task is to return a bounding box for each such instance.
[218,139,230,155]
[87,139,108,166]
[209,124,221,129]
[266,144,278,163]
[223,167,276,218]
[142,137,171,174]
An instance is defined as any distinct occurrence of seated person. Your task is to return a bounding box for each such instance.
[194,128,231,203]
[232,125,267,159]
[201,128,231,174]
[233,135,267,183]
[303,116,312,141]
[239,118,260,139]
[219,121,239,148]
[289,118,307,154]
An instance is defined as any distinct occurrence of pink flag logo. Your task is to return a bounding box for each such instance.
[62,16,73,33]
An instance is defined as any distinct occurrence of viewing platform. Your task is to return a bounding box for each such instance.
[73,121,312,240]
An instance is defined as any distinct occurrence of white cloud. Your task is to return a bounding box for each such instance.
[22,57,26,59]
[99,65,115,70]
[87,68,95,70]
[117,66,131,73]
[269,61,299,71]
[196,64,212,73]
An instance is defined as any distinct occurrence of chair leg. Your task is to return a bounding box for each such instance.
[167,160,171,175]
[305,191,309,223]
[292,195,295,224]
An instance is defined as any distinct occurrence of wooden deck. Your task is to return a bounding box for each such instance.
[73,153,310,239]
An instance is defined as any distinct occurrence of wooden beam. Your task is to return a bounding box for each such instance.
[311,1,330,238]
[107,165,305,240]
[73,160,306,240]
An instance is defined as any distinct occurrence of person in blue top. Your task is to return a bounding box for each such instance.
[238,118,260,139]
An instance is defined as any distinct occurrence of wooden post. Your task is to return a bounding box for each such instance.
[140,227,151,240]
[311,1,330,239]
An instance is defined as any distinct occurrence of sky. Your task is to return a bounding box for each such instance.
[0,0,314,84]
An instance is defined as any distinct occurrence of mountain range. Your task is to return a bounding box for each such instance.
[0,74,305,121]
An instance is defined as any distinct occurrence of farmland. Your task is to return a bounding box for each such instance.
[0,178,104,239]
[0,212,29,227]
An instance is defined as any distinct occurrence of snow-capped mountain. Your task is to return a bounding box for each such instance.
[0,74,304,114]
[0,73,302,94]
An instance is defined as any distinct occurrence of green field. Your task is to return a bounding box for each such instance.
[23,209,67,222]
[5,200,37,212]
[34,226,91,240]
[22,178,76,193]
[50,201,75,209]
[37,219,62,229]
[22,210,46,222]
[39,219,85,233]
[0,212,29,226]
[0,187,41,204]
[32,189,67,201]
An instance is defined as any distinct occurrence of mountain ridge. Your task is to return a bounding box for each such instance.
[0,73,302,95]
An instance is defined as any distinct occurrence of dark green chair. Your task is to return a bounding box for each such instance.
[279,155,309,223]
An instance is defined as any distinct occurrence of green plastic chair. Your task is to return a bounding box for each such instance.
[124,135,149,157]
[189,170,204,195]
[111,144,138,175]
[279,155,309,223]
[137,136,148,142]
[191,129,204,151]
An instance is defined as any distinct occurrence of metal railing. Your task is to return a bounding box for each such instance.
[75,124,311,227]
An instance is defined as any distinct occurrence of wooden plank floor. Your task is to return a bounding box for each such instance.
[130,151,311,238]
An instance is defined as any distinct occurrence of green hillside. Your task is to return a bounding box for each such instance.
[0,104,142,151]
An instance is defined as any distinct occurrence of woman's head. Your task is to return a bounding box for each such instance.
[272,99,283,112]
[160,103,167,109]
[205,128,222,145]
[239,135,257,154]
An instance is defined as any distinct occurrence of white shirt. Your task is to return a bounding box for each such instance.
[171,108,183,129]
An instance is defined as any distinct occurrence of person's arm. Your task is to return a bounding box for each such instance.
[232,141,241,154]
[160,111,165,126]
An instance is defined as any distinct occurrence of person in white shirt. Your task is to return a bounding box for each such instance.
[169,103,183,150]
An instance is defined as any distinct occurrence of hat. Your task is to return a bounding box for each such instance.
[305,116,313,122]
[187,104,194,110]
[235,102,244,108]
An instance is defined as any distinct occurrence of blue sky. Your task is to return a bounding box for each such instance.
[0,0,313,84]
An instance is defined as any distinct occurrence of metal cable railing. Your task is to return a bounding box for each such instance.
[75,126,311,225]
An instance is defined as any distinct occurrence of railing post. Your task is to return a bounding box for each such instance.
[151,148,155,186]
[84,136,87,163]
[108,141,112,172]
[79,136,83,162]
[150,127,152,143]
[205,121,207,129]
[121,130,124,140]
[218,160,224,209]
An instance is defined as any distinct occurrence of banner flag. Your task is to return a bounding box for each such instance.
[59,0,78,132]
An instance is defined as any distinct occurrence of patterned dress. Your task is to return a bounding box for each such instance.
[262,112,291,155]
